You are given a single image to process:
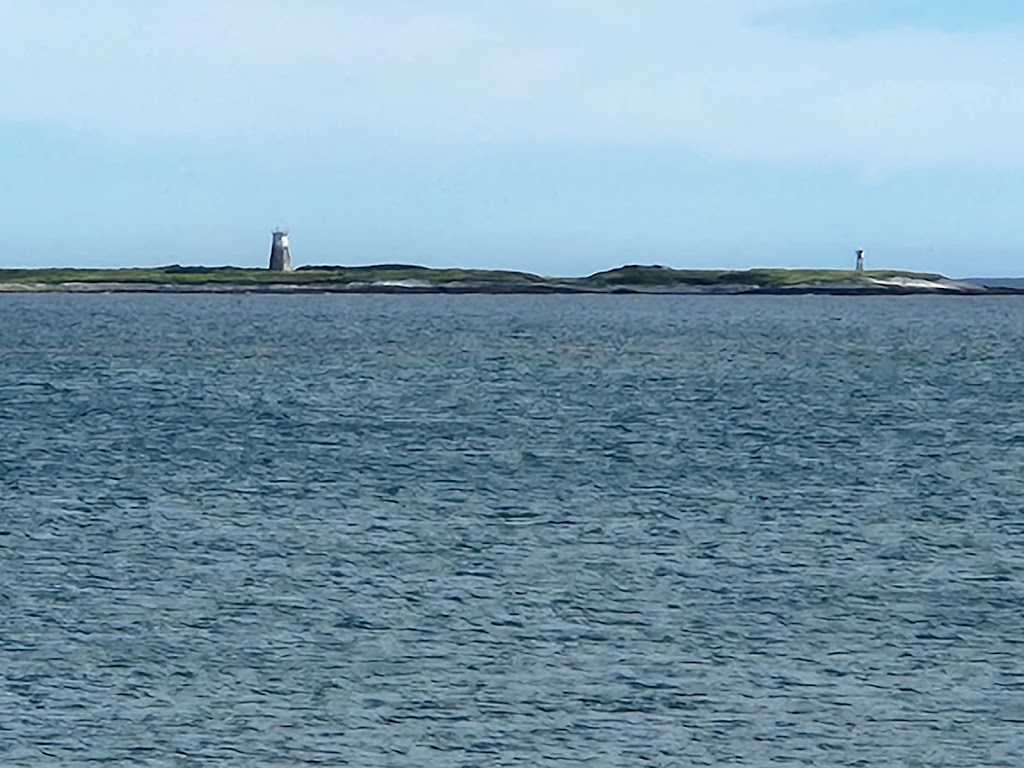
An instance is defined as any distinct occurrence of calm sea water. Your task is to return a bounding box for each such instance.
[2,294,1024,766]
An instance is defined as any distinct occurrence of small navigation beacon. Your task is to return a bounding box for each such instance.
[855,249,865,272]
[269,230,293,272]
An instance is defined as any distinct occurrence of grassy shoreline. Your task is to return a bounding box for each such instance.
[0,264,949,290]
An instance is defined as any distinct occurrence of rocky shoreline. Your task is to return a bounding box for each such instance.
[0,279,1012,295]
[0,266,1013,295]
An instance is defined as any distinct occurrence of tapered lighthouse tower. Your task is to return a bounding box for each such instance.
[269,230,292,272]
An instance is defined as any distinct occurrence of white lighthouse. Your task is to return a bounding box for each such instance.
[269,230,292,272]
[855,249,865,272]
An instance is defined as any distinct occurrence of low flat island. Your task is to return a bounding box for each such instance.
[0,264,1010,295]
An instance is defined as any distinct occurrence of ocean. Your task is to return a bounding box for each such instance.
[2,293,1023,766]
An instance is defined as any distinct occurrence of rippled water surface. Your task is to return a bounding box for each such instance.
[3,294,1024,766]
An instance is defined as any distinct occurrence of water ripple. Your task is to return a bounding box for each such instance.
[1,294,1023,765]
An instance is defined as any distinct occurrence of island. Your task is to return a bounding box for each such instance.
[0,264,1013,295]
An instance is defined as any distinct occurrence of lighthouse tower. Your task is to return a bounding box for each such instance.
[855,249,865,272]
[269,230,293,272]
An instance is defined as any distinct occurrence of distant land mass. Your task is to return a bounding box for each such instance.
[962,277,1024,289]
[0,264,1018,295]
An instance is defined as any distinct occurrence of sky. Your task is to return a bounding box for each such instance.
[2,0,1024,276]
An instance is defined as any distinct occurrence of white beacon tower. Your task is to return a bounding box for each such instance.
[269,230,293,272]
[855,249,865,272]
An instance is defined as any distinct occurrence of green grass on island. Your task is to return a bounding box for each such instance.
[0,264,545,286]
[580,265,943,288]
[0,263,944,289]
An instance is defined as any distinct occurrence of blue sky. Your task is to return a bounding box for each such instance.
[2,0,1023,276]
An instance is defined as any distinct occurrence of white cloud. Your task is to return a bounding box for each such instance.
[1,0,1022,171]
